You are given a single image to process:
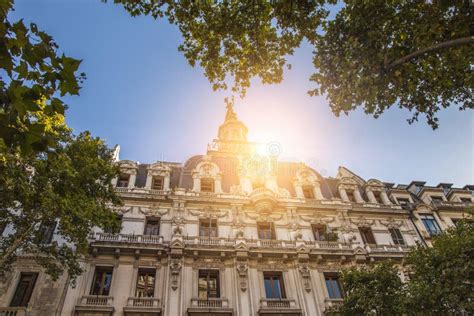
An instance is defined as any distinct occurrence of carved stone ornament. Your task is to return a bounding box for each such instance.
[350,216,375,227]
[172,216,185,236]
[230,184,246,196]
[379,217,404,229]
[138,207,170,217]
[188,206,228,219]
[169,259,182,291]
[245,212,283,222]
[297,264,312,292]
[299,214,335,225]
[236,260,249,292]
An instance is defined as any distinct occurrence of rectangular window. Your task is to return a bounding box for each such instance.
[117,174,130,187]
[144,217,160,236]
[460,197,472,203]
[10,273,38,307]
[199,219,218,237]
[324,273,343,299]
[263,272,286,299]
[152,176,164,190]
[38,221,56,244]
[200,178,215,193]
[346,190,355,202]
[302,185,315,199]
[257,222,275,240]
[389,228,405,245]
[359,227,376,244]
[135,268,155,298]
[312,224,327,241]
[198,270,220,299]
[420,215,442,237]
[90,267,113,296]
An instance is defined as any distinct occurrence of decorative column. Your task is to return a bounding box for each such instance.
[163,175,171,191]
[313,182,324,200]
[366,189,377,203]
[338,187,349,202]
[128,170,137,189]
[353,188,364,203]
[215,175,223,193]
[380,191,391,205]
[192,173,200,192]
[295,184,304,199]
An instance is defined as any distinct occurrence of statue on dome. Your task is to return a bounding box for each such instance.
[225,96,237,121]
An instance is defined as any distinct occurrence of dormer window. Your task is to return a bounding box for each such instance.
[152,176,164,190]
[431,196,443,203]
[302,185,315,199]
[373,191,383,204]
[346,190,355,202]
[201,178,215,193]
[117,174,130,187]
[460,197,472,203]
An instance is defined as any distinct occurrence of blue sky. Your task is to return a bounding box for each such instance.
[12,0,473,186]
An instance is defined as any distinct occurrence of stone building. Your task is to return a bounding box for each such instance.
[0,105,472,316]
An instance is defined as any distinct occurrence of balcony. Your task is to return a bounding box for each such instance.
[93,233,164,245]
[123,297,161,315]
[0,308,28,316]
[183,236,236,247]
[365,244,412,258]
[187,298,233,315]
[324,298,343,313]
[252,239,296,249]
[304,240,351,251]
[258,299,302,315]
[74,295,114,315]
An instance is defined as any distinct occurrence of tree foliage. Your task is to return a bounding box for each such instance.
[0,130,122,280]
[0,1,121,281]
[0,0,85,154]
[328,220,474,315]
[111,0,473,128]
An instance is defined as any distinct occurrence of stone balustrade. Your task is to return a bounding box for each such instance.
[93,233,164,245]
[78,295,114,307]
[0,307,28,316]
[126,297,160,307]
[260,298,297,309]
[190,298,229,308]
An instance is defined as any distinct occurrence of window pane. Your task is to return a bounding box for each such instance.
[325,274,342,299]
[10,273,38,307]
[136,269,155,298]
[91,267,113,296]
[145,218,160,235]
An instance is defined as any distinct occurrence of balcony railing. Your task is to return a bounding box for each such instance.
[0,308,27,316]
[94,233,164,245]
[183,236,236,247]
[127,297,160,307]
[190,298,229,308]
[304,240,351,250]
[255,239,296,248]
[365,244,412,253]
[260,298,297,309]
[77,295,113,307]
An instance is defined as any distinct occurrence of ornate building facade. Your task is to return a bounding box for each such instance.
[1,106,472,316]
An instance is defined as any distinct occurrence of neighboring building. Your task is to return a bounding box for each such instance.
[0,105,472,316]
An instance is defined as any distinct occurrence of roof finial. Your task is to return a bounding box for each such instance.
[224,96,237,121]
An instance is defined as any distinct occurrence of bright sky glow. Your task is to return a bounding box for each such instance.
[12,0,474,186]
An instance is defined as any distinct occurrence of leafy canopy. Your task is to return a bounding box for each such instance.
[111,0,473,129]
[329,219,474,315]
[0,0,121,281]
[0,0,85,154]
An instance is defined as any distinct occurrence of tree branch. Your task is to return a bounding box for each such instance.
[385,36,474,72]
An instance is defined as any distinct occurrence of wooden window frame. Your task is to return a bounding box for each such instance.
[90,266,113,296]
[10,272,38,307]
[200,178,215,193]
[117,174,130,187]
[263,272,286,299]
[420,214,442,237]
[198,270,220,299]
[135,268,156,298]
[324,273,343,299]
[302,185,315,199]
[144,217,160,236]
[257,222,276,240]
[199,219,218,237]
[311,224,327,241]
[358,227,376,244]
[152,176,164,190]
[389,228,405,245]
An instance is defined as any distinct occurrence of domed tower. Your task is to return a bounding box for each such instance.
[208,101,253,156]
[218,102,248,142]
